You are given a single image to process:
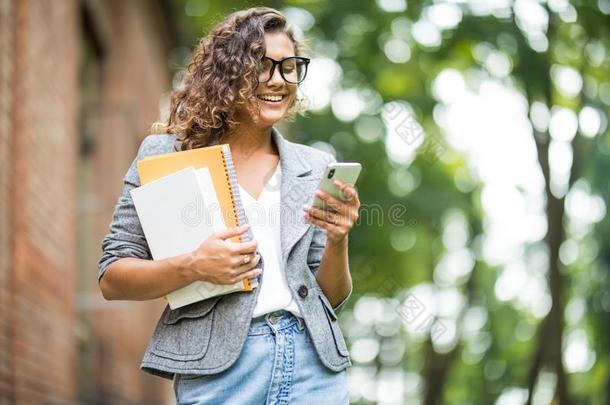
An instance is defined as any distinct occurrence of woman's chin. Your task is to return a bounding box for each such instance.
[257,110,286,126]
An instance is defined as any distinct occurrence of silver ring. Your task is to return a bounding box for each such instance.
[242,254,251,265]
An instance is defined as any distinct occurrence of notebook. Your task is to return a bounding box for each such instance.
[132,143,260,309]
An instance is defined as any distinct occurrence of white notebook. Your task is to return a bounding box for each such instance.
[130,166,249,309]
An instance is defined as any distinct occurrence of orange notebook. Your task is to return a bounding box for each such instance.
[136,144,259,302]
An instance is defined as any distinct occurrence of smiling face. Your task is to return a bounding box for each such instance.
[244,31,299,128]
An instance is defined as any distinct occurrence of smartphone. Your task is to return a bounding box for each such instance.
[312,162,362,211]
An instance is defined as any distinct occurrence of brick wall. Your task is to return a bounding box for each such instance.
[0,0,15,401]
[5,0,79,402]
[0,0,175,403]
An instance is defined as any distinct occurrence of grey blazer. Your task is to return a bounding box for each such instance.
[98,127,353,380]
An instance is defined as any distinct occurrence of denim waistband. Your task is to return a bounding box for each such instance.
[248,310,305,336]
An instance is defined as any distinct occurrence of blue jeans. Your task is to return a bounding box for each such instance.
[173,309,349,404]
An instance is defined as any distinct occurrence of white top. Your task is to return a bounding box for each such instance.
[238,163,302,318]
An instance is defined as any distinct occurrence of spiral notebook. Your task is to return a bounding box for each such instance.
[133,143,260,309]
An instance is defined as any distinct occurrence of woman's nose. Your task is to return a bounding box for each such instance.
[267,66,285,86]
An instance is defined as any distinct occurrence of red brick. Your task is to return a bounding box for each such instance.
[1,0,175,402]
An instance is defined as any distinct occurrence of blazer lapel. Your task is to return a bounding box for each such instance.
[272,127,320,264]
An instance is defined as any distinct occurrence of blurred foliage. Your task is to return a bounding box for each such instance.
[165,0,610,403]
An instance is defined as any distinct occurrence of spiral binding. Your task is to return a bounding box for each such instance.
[221,147,262,288]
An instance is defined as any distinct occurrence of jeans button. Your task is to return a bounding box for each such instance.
[298,285,308,299]
[268,314,278,324]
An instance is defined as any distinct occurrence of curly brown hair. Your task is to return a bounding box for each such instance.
[151,6,309,151]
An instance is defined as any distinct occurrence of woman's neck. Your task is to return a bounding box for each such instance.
[224,124,277,159]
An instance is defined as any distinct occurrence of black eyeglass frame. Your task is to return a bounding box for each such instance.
[257,56,311,84]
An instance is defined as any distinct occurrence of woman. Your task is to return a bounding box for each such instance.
[98,7,360,404]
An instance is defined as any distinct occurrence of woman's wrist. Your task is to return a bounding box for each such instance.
[168,252,199,284]
[327,235,349,251]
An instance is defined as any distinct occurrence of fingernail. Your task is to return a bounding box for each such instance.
[302,204,310,211]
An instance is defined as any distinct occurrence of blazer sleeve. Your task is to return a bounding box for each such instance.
[307,152,353,315]
[97,137,153,283]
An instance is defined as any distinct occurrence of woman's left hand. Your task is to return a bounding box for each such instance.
[303,179,360,245]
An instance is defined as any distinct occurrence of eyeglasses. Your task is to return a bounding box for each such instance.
[257,56,310,84]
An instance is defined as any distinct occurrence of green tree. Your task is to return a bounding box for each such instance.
[167,0,610,403]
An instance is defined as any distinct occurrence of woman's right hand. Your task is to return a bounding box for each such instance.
[188,224,261,285]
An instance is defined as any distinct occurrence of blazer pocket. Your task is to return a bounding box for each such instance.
[297,169,313,177]
[318,293,350,357]
[150,296,222,361]
[163,295,222,325]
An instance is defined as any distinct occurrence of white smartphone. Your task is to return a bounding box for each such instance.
[312,162,362,211]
